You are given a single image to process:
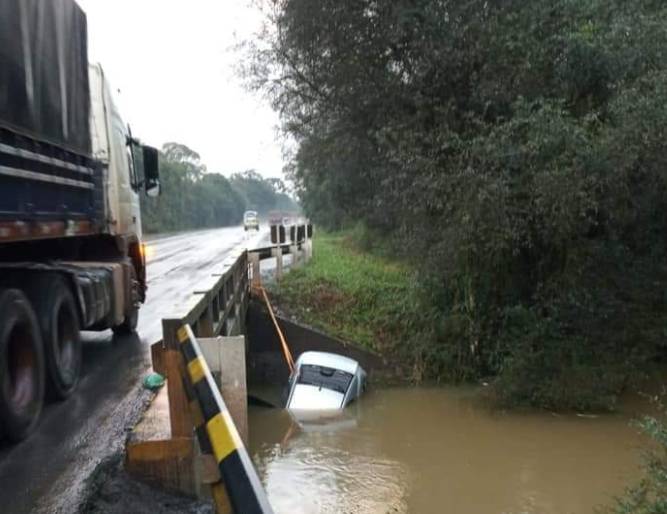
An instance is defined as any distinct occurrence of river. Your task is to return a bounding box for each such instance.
[248,387,649,514]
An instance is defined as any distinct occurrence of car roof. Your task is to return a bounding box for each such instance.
[296,351,359,375]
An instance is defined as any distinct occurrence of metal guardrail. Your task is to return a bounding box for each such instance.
[249,223,313,285]
[269,222,312,246]
[177,324,274,514]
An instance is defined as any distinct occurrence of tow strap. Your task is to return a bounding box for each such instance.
[257,285,295,373]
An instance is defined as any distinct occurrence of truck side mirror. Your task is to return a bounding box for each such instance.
[143,146,160,197]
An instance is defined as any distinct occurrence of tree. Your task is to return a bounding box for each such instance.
[141,144,299,233]
[231,170,280,214]
[245,0,667,408]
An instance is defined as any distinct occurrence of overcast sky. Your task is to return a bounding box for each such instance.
[77,0,284,179]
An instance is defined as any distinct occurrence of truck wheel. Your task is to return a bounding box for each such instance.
[0,289,45,442]
[28,275,82,400]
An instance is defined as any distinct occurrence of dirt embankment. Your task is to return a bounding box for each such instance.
[80,454,213,514]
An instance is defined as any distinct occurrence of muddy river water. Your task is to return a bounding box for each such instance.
[248,387,649,514]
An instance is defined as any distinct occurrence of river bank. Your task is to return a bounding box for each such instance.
[80,454,212,514]
[268,231,667,410]
[267,231,429,382]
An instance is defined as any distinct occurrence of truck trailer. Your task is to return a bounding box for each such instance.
[0,0,160,441]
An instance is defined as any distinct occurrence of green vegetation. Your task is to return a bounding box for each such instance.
[247,0,667,410]
[141,142,298,233]
[271,231,434,377]
[612,405,667,514]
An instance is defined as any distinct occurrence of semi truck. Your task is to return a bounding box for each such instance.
[0,0,160,441]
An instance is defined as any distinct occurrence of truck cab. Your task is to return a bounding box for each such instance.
[88,63,160,303]
[89,63,159,240]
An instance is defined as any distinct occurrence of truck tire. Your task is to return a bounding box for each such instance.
[28,275,82,400]
[0,289,45,442]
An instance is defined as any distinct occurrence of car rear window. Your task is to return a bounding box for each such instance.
[297,364,353,394]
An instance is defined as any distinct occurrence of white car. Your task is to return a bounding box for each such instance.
[285,351,367,410]
[243,210,259,231]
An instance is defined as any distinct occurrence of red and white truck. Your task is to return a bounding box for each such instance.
[0,0,160,441]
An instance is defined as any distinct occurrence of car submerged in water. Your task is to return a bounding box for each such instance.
[243,210,259,231]
[285,351,367,410]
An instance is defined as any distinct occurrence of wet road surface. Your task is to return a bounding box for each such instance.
[0,226,268,514]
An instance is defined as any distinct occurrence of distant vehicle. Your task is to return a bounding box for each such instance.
[243,210,260,231]
[285,351,367,410]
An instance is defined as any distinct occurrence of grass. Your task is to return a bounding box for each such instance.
[269,231,431,364]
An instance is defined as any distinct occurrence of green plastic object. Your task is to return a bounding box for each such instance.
[143,373,165,391]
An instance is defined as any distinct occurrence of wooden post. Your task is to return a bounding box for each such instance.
[151,341,167,376]
[304,239,313,262]
[249,252,261,289]
[230,303,241,336]
[165,349,193,438]
[198,303,215,337]
[290,244,300,268]
[162,319,195,438]
[239,287,248,335]
[271,246,283,279]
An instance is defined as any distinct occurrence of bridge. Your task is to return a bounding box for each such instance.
[126,224,309,513]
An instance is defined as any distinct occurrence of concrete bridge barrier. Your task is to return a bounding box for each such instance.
[126,224,313,513]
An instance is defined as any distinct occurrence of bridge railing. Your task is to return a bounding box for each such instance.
[143,223,313,513]
[248,222,313,286]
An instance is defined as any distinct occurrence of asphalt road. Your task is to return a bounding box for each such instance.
[0,226,268,514]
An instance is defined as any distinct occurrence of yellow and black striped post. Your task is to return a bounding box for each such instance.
[177,324,274,514]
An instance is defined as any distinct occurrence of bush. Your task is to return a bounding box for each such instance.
[612,402,667,513]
